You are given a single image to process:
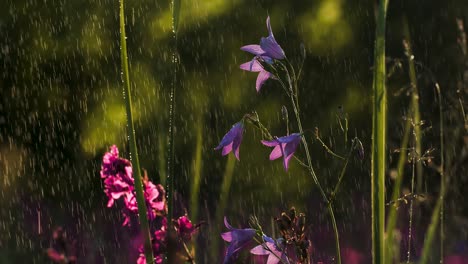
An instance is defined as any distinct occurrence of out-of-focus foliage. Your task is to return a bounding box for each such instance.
[0,0,467,263]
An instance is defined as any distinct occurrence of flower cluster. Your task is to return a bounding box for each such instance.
[216,17,303,171]
[215,122,302,171]
[240,16,285,92]
[100,145,200,264]
[100,145,166,226]
[222,208,312,264]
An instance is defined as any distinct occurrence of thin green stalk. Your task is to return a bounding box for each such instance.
[436,83,445,263]
[420,186,445,264]
[166,1,181,256]
[371,0,389,263]
[190,118,203,222]
[407,147,415,263]
[211,155,236,262]
[289,96,341,264]
[385,109,412,263]
[329,139,356,203]
[403,18,423,194]
[119,0,154,262]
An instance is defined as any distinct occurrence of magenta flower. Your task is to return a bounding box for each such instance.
[100,145,135,207]
[215,121,244,160]
[250,235,289,264]
[261,133,302,171]
[221,217,256,264]
[174,215,202,241]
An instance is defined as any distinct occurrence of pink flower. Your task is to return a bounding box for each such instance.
[261,133,301,171]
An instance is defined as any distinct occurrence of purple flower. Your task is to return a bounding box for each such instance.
[261,133,302,171]
[250,235,289,264]
[240,16,284,92]
[241,16,285,60]
[215,122,244,160]
[221,217,256,264]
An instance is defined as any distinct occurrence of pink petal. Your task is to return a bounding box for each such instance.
[240,60,262,72]
[221,231,232,242]
[250,245,269,255]
[269,145,284,160]
[256,70,271,92]
[222,142,233,156]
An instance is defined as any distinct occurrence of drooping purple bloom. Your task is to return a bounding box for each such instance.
[215,122,244,160]
[261,133,302,171]
[260,16,286,59]
[240,16,285,92]
[221,217,256,264]
[241,16,285,60]
[250,235,289,264]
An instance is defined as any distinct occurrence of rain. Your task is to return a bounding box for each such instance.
[0,0,467,263]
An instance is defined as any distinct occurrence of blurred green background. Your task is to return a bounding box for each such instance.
[0,0,467,263]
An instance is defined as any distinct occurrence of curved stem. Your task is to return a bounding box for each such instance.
[119,0,154,262]
[289,95,341,264]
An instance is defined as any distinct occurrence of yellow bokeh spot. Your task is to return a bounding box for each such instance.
[299,0,353,55]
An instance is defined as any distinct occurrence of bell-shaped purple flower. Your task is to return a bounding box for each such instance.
[261,133,302,171]
[221,217,256,264]
[240,16,285,92]
[260,16,286,60]
[250,235,289,264]
[240,16,285,60]
[215,122,244,160]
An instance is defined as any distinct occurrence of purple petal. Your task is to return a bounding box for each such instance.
[256,70,272,92]
[266,16,273,38]
[261,139,279,147]
[216,122,244,151]
[269,145,284,160]
[221,231,233,242]
[240,44,265,56]
[276,133,301,143]
[240,60,262,72]
[283,138,300,171]
[222,142,233,156]
[260,36,285,60]
[224,217,234,230]
[250,245,269,255]
[231,125,244,160]
[266,253,282,264]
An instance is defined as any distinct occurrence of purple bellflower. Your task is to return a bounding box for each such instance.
[261,133,302,171]
[241,16,285,60]
[240,16,285,92]
[215,121,244,160]
[250,235,289,264]
[221,217,256,264]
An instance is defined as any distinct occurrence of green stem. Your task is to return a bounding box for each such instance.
[403,18,423,194]
[211,155,236,262]
[371,0,388,263]
[329,140,355,203]
[385,108,412,263]
[289,95,341,264]
[119,0,154,262]
[166,1,181,259]
[436,83,445,263]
